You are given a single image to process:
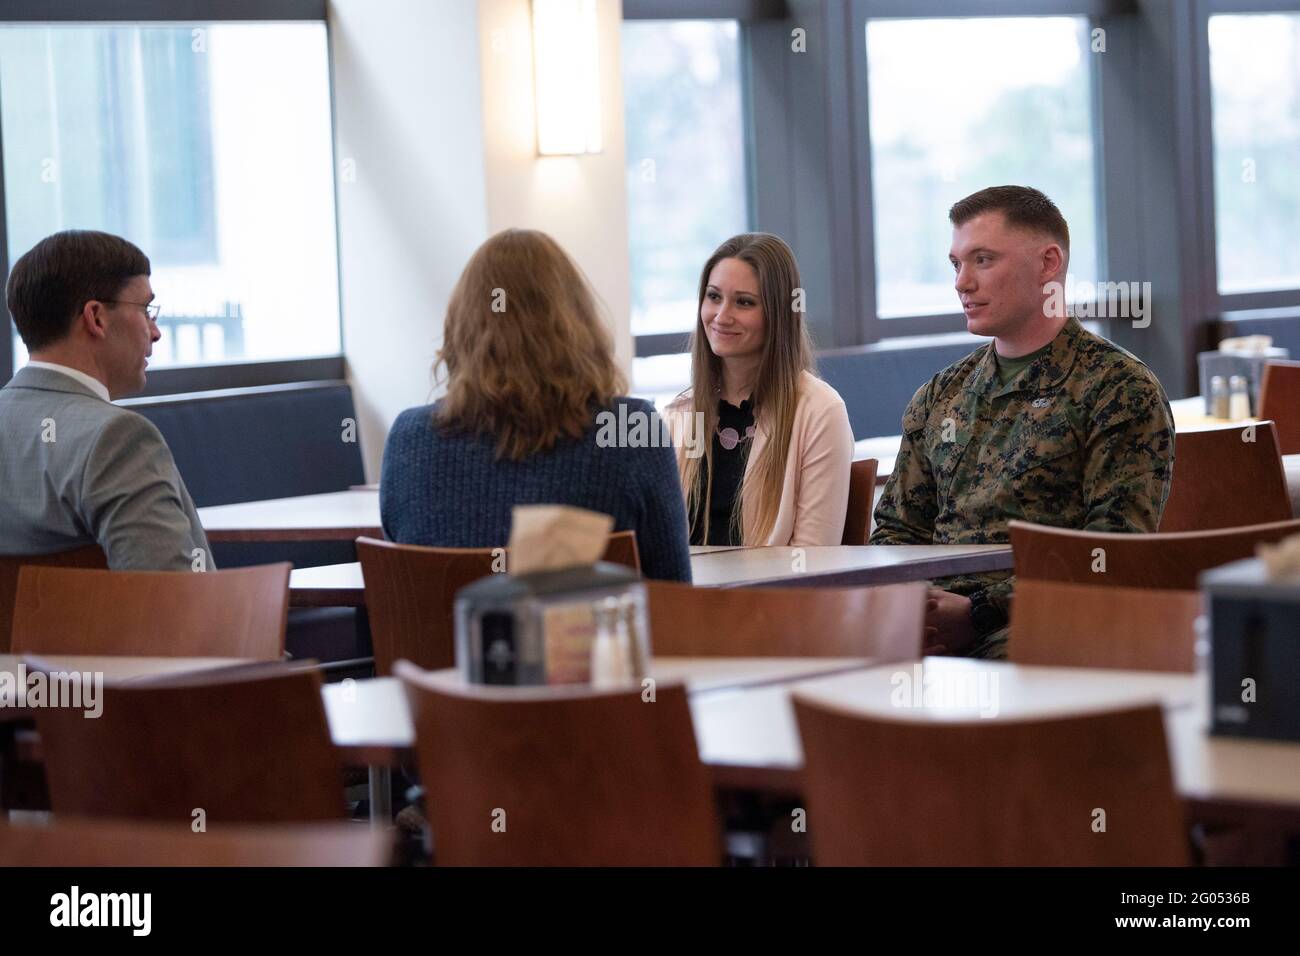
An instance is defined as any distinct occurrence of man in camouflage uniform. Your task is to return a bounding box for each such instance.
[871,186,1174,659]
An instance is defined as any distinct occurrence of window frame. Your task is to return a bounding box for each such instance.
[0,0,343,393]
[622,6,765,357]
[1194,0,1300,315]
[626,0,1134,358]
[846,1,1131,343]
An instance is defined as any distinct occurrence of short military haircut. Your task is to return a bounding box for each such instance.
[949,185,1070,255]
[5,230,151,352]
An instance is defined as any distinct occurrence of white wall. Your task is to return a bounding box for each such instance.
[330,0,632,479]
[329,0,491,479]
[477,0,634,372]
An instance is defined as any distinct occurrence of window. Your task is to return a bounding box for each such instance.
[622,19,749,340]
[1208,12,1300,296]
[865,16,1099,320]
[1,21,340,370]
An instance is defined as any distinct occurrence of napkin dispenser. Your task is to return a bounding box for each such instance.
[1197,346,1289,416]
[1201,558,1300,742]
[454,562,651,686]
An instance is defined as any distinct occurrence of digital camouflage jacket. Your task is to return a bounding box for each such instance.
[870,318,1175,658]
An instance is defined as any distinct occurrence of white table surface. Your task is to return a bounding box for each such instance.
[290,543,1014,604]
[686,544,1013,588]
[322,656,877,752]
[318,656,1300,816]
[197,489,381,541]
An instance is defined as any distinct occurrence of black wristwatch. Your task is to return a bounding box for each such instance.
[968,588,1008,638]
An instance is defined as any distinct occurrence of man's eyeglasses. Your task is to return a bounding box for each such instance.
[103,300,161,320]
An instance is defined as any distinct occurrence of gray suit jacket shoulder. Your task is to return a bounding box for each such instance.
[0,366,212,570]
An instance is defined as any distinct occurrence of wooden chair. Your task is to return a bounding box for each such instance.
[793,698,1188,865]
[9,563,290,660]
[1010,517,1300,590]
[645,580,924,660]
[1159,421,1292,531]
[397,662,721,865]
[1259,360,1300,455]
[0,546,106,652]
[841,458,879,545]
[0,818,389,866]
[357,532,640,675]
[1009,579,1203,672]
[35,664,345,824]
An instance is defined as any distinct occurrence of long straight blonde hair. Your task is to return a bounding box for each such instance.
[680,233,814,544]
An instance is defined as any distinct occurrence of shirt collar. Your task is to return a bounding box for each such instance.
[971,318,1083,401]
[25,361,111,402]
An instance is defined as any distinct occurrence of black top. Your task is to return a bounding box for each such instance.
[690,398,756,546]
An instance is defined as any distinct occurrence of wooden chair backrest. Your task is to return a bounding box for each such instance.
[11,563,290,660]
[357,532,639,675]
[794,698,1188,865]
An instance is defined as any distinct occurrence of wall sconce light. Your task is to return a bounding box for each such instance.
[531,0,603,155]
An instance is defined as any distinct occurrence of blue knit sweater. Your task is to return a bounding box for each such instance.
[379,398,692,582]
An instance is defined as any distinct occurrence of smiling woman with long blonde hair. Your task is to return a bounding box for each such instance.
[666,233,854,546]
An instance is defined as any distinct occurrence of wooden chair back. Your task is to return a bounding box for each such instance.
[1009,579,1202,672]
[0,818,389,866]
[1010,517,1300,589]
[1259,360,1300,455]
[645,580,924,660]
[841,458,879,545]
[357,532,639,675]
[0,546,106,652]
[1159,422,1292,531]
[794,698,1188,865]
[398,662,721,865]
[10,563,290,660]
[35,665,344,823]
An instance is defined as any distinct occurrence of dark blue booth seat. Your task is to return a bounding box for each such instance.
[121,380,369,666]
[1219,311,1300,359]
[817,333,983,439]
[123,380,365,507]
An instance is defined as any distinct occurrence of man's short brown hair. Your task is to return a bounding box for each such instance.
[5,230,151,352]
[949,185,1070,255]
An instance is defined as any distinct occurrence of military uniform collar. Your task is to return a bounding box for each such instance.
[978,318,1082,400]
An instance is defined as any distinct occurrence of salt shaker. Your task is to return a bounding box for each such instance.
[590,597,621,688]
[1209,375,1229,419]
[1228,374,1251,420]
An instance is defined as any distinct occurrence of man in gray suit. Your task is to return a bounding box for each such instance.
[0,230,211,570]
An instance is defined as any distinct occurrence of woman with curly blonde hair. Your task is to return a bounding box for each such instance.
[381,229,690,581]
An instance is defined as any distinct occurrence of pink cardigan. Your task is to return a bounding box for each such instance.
[667,371,854,547]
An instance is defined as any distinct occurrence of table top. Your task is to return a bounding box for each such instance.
[694,659,1300,814]
[321,656,1300,817]
[687,544,1013,588]
[1168,394,1257,431]
[690,658,1197,776]
[288,543,750,606]
[322,656,876,755]
[197,489,381,542]
[0,654,252,683]
[289,543,1014,606]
